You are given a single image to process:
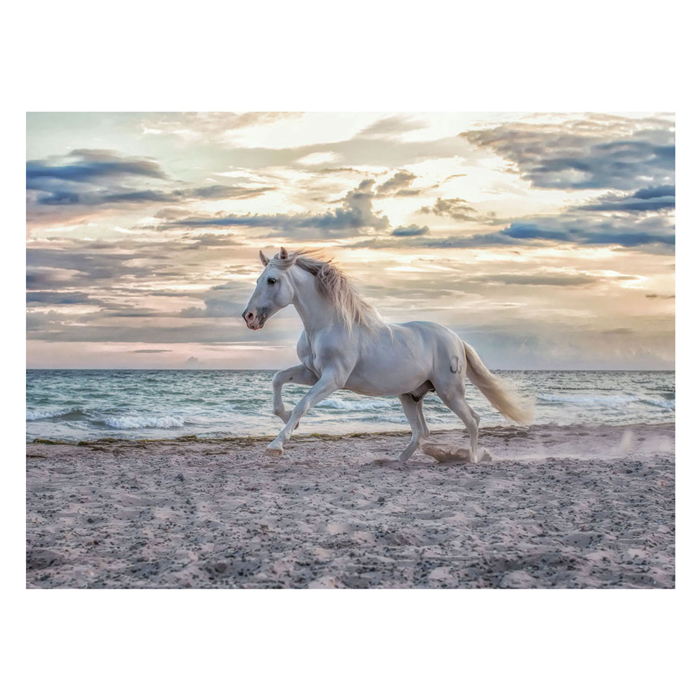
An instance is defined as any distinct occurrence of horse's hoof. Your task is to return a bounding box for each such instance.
[266,446,284,457]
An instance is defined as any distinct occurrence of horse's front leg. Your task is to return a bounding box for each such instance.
[272,364,318,424]
[266,370,345,457]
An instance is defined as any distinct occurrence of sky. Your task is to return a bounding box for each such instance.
[26,112,675,370]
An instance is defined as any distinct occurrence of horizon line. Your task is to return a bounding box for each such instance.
[26,367,676,372]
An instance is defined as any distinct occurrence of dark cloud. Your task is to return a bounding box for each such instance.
[26,291,94,305]
[579,185,675,212]
[26,150,276,230]
[495,217,674,249]
[132,349,171,353]
[36,183,275,208]
[391,224,429,237]
[158,179,390,237]
[646,293,675,299]
[461,116,675,191]
[361,209,674,254]
[25,246,181,295]
[420,197,494,222]
[26,149,167,188]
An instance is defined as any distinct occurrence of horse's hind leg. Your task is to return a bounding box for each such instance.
[398,394,429,463]
[433,379,480,463]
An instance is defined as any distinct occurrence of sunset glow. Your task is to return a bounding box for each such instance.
[26,112,675,369]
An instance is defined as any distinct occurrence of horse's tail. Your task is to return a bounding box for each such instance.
[463,341,534,425]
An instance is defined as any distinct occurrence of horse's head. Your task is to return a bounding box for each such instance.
[242,247,296,330]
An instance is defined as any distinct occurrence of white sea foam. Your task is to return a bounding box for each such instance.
[641,398,676,409]
[317,398,394,411]
[100,415,186,430]
[537,393,674,410]
[27,408,80,421]
[537,394,636,405]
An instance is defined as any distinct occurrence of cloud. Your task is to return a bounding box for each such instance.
[420,197,493,222]
[164,135,479,172]
[180,298,242,318]
[26,149,167,188]
[26,149,276,231]
[26,291,95,305]
[496,215,674,249]
[461,115,675,191]
[26,248,163,286]
[376,170,420,196]
[36,184,275,208]
[473,272,595,287]
[365,207,674,253]
[132,349,171,353]
[158,179,390,237]
[356,115,428,138]
[27,149,169,228]
[391,224,429,237]
[579,185,675,212]
[140,112,302,142]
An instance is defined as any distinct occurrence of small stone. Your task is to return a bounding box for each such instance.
[176,473,185,481]
[213,562,227,573]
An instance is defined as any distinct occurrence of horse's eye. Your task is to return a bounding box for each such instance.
[268,278,277,285]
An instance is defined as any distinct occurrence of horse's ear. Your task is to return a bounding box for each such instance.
[259,250,270,267]
[279,247,288,260]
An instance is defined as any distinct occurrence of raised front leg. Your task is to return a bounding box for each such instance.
[266,369,345,457]
[272,364,318,423]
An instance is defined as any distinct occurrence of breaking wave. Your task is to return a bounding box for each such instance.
[317,398,394,411]
[537,394,636,406]
[98,415,187,430]
[27,408,87,421]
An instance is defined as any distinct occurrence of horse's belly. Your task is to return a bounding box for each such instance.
[344,357,429,397]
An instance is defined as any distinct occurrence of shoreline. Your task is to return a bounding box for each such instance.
[27,422,675,588]
[27,420,676,446]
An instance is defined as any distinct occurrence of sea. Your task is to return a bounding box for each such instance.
[26,369,676,443]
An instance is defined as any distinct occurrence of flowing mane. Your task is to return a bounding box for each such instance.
[269,249,383,331]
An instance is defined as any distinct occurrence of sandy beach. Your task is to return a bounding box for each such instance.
[26,423,674,588]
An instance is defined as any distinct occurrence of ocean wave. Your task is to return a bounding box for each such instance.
[537,394,675,411]
[27,408,86,421]
[640,398,675,410]
[98,415,186,430]
[317,398,395,411]
[537,394,635,406]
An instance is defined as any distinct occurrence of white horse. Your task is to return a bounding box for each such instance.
[243,248,533,462]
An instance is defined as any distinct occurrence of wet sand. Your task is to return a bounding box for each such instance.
[26,423,674,588]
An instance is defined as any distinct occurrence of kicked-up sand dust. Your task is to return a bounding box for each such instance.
[26,423,674,589]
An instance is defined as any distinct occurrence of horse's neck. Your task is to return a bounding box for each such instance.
[291,268,341,335]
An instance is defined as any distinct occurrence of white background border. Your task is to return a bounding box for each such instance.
[4,1,696,698]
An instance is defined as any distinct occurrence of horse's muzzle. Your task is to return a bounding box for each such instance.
[242,308,266,330]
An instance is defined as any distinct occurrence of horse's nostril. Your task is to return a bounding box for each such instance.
[246,312,254,320]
